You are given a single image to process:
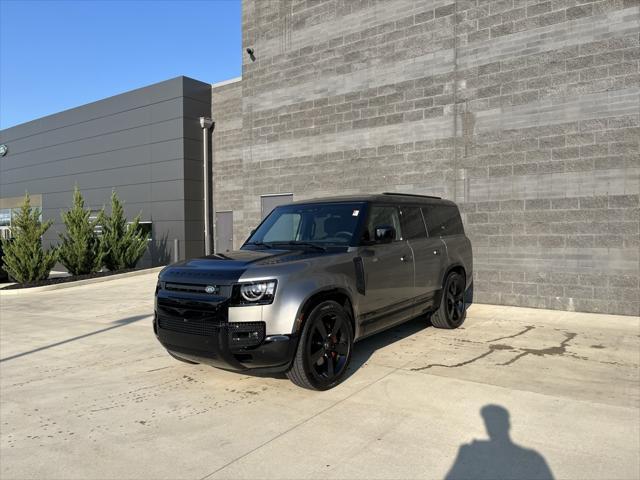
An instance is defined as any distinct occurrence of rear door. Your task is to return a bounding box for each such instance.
[358,204,414,334]
[400,206,446,305]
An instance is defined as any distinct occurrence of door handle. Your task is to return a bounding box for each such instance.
[433,250,440,255]
[400,255,410,262]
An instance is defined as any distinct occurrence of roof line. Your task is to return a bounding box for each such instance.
[211,76,242,88]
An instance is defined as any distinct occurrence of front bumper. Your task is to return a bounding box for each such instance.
[154,292,297,373]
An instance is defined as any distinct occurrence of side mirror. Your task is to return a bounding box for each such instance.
[374,225,395,243]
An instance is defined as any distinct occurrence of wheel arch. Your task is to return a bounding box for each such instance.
[435,263,467,306]
[444,263,466,286]
[293,287,356,337]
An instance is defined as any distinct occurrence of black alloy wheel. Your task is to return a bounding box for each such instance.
[445,275,465,323]
[431,272,466,329]
[287,300,353,390]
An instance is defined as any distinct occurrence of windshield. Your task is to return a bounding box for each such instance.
[245,202,365,247]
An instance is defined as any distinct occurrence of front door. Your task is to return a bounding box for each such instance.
[358,205,415,335]
[215,211,233,253]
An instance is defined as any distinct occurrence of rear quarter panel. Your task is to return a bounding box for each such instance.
[442,235,473,288]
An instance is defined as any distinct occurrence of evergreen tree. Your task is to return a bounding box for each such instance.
[58,187,104,275]
[0,193,57,283]
[101,191,148,270]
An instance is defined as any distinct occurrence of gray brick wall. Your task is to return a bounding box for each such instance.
[211,78,245,239]
[212,0,640,316]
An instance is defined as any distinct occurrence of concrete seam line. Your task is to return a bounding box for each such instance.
[199,362,414,480]
[403,364,639,410]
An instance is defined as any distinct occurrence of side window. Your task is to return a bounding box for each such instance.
[445,206,465,235]
[363,205,402,242]
[400,207,427,240]
[422,205,464,236]
[422,207,442,236]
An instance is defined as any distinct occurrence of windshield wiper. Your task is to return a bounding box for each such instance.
[270,241,327,252]
[246,241,273,249]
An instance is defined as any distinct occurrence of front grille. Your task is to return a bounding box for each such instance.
[158,314,222,336]
[158,312,265,347]
[165,282,213,294]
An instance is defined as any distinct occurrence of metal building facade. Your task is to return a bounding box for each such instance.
[0,76,211,265]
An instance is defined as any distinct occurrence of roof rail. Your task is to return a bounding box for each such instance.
[382,192,442,200]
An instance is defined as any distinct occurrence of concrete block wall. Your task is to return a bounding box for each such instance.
[212,0,639,316]
[211,79,245,245]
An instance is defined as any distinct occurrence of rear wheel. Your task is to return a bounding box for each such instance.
[287,300,353,390]
[431,272,466,329]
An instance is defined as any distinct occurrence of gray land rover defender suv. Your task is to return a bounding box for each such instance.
[154,193,473,390]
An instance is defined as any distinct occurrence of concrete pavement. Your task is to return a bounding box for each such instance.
[1,271,638,479]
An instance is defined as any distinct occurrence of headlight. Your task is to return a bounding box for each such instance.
[231,280,277,306]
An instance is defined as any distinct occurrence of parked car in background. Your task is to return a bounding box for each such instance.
[154,193,473,390]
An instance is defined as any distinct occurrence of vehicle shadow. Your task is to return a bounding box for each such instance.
[260,315,432,380]
[0,313,150,363]
[445,404,555,480]
[344,314,431,379]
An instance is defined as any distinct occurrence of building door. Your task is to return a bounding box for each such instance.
[261,194,293,219]
[215,211,233,253]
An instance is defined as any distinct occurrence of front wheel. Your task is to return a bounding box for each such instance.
[430,272,466,329]
[286,300,353,390]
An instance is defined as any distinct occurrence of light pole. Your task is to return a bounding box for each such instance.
[200,117,214,255]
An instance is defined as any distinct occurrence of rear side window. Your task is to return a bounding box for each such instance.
[400,207,427,240]
[422,205,464,237]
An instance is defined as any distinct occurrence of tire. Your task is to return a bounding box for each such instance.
[286,300,353,390]
[430,272,466,329]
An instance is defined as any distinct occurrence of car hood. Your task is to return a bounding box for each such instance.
[158,248,330,284]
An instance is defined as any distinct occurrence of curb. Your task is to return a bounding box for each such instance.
[0,266,164,296]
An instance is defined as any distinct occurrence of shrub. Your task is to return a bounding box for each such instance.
[101,191,148,270]
[0,193,57,283]
[58,187,104,275]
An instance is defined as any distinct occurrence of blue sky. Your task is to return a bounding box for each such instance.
[0,0,241,129]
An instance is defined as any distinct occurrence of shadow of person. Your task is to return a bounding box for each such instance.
[445,405,554,480]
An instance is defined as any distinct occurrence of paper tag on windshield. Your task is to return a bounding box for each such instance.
[352,209,360,216]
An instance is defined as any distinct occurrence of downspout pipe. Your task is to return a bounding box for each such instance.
[200,117,215,256]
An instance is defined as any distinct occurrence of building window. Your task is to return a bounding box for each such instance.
[138,221,152,241]
[0,209,10,227]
